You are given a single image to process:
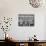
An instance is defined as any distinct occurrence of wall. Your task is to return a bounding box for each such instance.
[0,0,46,40]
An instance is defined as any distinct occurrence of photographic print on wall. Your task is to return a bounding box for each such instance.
[18,14,34,26]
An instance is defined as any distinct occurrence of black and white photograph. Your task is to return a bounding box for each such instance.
[18,14,34,26]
